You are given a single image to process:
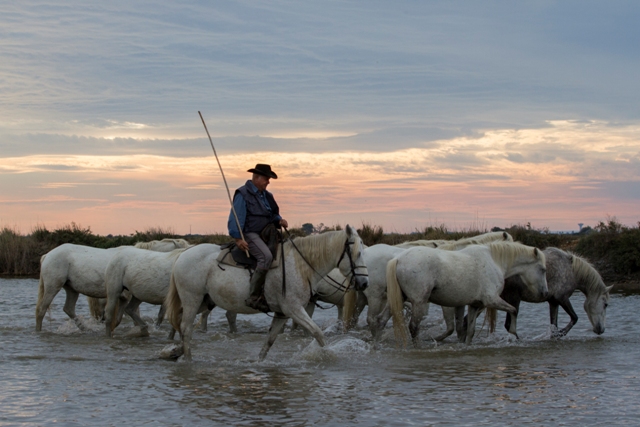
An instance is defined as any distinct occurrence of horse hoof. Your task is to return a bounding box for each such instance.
[125,326,150,338]
[159,344,184,360]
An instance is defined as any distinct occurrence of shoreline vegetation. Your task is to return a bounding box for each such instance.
[1,219,639,292]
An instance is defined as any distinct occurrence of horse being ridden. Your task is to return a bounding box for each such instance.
[493,247,612,338]
[382,242,547,346]
[166,226,368,361]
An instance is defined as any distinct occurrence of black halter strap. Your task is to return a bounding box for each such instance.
[337,238,369,287]
[284,230,367,295]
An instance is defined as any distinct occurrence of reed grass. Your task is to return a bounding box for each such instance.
[1,219,638,280]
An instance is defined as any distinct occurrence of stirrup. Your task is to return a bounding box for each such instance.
[245,295,271,313]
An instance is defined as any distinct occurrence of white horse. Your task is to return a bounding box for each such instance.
[103,247,191,337]
[358,231,515,339]
[395,231,513,249]
[134,238,191,251]
[309,232,515,337]
[36,240,193,332]
[292,244,404,332]
[166,226,368,361]
[382,241,547,346]
[36,244,129,331]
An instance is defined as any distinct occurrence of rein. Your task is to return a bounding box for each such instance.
[283,228,367,296]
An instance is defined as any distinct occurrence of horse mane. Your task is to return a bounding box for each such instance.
[134,238,190,249]
[486,241,545,267]
[134,241,156,249]
[395,239,443,248]
[472,231,514,243]
[167,247,189,259]
[568,251,607,295]
[437,239,480,251]
[288,230,360,284]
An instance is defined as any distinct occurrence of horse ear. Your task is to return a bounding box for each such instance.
[605,285,614,294]
[433,243,438,248]
[503,231,508,240]
[534,247,539,257]
[345,224,353,236]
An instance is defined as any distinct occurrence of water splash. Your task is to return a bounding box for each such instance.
[296,336,370,362]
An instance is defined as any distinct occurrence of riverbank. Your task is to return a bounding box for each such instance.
[2,220,639,292]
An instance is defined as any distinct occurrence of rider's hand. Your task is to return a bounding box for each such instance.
[279,219,288,228]
[236,239,249,252]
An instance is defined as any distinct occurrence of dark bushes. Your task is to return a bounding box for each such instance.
[575,219,640,275]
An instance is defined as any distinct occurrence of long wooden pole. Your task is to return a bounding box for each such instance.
[198,111,249,256]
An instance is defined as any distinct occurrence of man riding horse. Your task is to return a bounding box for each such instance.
[228,164,288,313]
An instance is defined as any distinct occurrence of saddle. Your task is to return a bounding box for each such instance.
[216,224,282,270]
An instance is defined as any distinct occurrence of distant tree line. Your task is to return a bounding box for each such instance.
[1,219,639,286]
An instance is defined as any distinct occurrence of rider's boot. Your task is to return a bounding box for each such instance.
[245,268,271,313]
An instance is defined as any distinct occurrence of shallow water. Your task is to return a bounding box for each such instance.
[1,278,638,426]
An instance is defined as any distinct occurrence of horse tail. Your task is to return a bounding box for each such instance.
[386,257,408,347]
[87,297,105,320]
[486,307,497,333]
[165,270,183,332]
[342,289,357,330]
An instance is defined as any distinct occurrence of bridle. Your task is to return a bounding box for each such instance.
[285,231,368,294]
[336,238,369,288]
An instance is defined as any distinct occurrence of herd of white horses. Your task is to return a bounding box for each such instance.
[35,228,612,361]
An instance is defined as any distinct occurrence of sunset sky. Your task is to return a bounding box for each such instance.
[1,1,639,236]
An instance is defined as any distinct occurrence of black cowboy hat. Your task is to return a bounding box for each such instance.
[247,164,278,179]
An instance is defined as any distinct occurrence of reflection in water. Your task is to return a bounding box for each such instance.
[2,279,640,426]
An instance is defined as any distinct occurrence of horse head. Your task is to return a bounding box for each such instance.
[337,225,369,292]
[508,246,549,300]
[584,285,613,335]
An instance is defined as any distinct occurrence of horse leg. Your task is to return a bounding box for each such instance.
[104,292,122,337]
[177,291,205,361]
[224,311,236,333]
[504,300,521,339]
[258,314,290,361]
[291,300,315,332]
[556,299,578,337]
[549,301,560,336]
[180,305,199,361]
[35,277,63,332]
[104,279,127,336]
[408,301,428,347]
[196,310,207,332]
[373,303,393,342]
[61,286,85,331]
[455,306,466,342]
[123,297,150,337]
[433,306,455,342]
[465,306,482,344]
[353,291,368,326]
[155,304,166,327]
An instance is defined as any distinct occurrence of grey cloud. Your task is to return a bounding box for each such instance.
[435,151,489,167]
[0,124,467,156]
[503,142,587,164]
[32,164,82,171]
[2,1,639,144]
